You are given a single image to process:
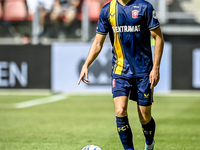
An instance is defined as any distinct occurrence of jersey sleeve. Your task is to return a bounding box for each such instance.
[96,4,109,35]
[146,4,160,31]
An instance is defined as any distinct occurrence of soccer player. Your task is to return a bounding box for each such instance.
[78,0,164,149]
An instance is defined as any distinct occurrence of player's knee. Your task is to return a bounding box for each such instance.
[115,107,127,117]
[139,116,151,125]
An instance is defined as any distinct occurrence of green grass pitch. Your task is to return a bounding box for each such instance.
[0,92,200,150]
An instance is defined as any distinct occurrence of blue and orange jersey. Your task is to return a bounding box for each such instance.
[96,0,160,78]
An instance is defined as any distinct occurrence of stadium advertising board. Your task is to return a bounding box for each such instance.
[172,47,200,90]
[193,49,200,88]
[51,43,112,93]
[0,45,51,89]
[165,35,200,90]
[51,42,172,93]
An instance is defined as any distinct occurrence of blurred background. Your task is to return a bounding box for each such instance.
[0,0,200,93]
[0,1,199,149]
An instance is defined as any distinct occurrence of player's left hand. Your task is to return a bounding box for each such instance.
[149,68,160,89]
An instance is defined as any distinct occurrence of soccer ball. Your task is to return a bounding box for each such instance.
[82,145,102,150]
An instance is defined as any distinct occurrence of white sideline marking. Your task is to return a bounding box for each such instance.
[13,94,68,109]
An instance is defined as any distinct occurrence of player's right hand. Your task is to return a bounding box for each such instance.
[78,65,90,85]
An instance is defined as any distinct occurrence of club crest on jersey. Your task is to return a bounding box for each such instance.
[112,79,115,88]
[132,10,139,19]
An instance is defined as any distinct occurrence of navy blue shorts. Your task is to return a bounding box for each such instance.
[112,76,153,106]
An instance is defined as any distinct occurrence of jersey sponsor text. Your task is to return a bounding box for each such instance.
[112,25,141,33]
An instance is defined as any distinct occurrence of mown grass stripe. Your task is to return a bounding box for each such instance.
[13,94,67,109]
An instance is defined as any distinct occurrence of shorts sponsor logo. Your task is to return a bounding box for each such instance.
[143,93,149,98]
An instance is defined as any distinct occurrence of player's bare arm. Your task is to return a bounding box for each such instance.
[149,27,164,89]
[78,33,107,85]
